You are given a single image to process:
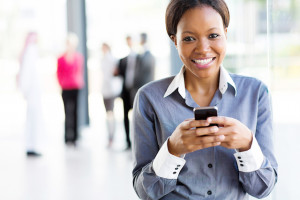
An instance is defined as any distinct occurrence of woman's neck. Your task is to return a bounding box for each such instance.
[184,68,220,106]
[65,50,76,62]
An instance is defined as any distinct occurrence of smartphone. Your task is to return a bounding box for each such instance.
[193,106,218,127]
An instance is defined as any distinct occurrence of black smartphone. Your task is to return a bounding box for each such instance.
[193,106,218,127]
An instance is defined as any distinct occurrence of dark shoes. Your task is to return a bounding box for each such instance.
[26,151,42,157]
[65,140,77,147]
[124,144,132,151]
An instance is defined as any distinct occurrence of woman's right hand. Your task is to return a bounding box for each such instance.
[113,68,119,76]
[168,119,225,157]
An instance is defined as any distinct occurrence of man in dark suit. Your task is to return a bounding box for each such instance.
[131,33,155,104]
[115,36,137,149]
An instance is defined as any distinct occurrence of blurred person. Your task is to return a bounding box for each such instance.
[131,33,155,104]
[132,0,278,199]
[100,43,122,148]
[17,32,44,157]
[57,33,84,146]
[114,35,137,150]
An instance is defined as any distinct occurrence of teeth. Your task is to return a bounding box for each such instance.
[193,58,213,65]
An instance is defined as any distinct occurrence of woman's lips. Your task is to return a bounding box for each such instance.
[192,57,216,68]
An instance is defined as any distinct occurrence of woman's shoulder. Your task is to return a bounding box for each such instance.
[57,53,65,61]
[230,73,267,88]
[138,76,175,96]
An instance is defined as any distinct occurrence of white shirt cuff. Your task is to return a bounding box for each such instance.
[234,135,264,172]
[153,138,186,179]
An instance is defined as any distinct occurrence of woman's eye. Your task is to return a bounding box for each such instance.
[209,34,219,39]
[183,36,195,42]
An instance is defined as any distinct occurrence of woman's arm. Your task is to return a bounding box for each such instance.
[132,90,178,200]
[238,85,278,198]
[209,84,278,198]
[132,89,226,199]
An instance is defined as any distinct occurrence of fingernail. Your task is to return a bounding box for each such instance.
[211,127,218,132]
[219,135,225,140]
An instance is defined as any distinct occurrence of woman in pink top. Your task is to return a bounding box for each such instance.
[57,33,84,146]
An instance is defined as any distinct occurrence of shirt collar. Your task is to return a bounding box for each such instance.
[129,50,136,57]
[164,66,237,98]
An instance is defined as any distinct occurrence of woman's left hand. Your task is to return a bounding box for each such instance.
[208,117,253,152]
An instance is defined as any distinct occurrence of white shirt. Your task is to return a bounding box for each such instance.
[125,50,137,89]
[100,52,122,98]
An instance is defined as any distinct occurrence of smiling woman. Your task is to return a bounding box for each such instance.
[174,6,226,72]
[172,6,228,106]
[131,0,278,199]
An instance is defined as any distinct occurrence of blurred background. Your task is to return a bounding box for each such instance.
[0,0,299,199]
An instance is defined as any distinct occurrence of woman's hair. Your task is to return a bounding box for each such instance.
[66,32,79,48]
[165,0,230,39]
[102,42,111,52]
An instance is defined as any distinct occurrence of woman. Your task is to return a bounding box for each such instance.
[100,43,121,147]
[57,33,84,146]
[132,0,278,199]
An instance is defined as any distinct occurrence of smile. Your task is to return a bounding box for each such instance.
[192,58,215,65]
[191,57,216,68]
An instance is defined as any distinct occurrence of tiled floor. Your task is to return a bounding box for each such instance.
[0,90,299,200]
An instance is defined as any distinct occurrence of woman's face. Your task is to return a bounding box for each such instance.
[173,6,227,79]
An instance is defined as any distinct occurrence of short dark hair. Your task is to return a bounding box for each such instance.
[141,33,148,43]
[165,0,230,38]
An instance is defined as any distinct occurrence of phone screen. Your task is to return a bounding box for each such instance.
[194,106,218,127]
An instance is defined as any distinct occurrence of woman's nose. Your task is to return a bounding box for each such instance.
[195,39,210,53]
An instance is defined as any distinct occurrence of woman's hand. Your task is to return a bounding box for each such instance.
[208,117,253,152]
[113,68,119,76]
[168,119,225,157]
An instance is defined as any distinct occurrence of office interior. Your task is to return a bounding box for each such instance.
[0,0,299,199]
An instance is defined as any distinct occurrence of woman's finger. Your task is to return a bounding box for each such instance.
[207,116,236,127]
[189,119,211,128]
[193,135,225,145]
[195,126,219,136]
[181,119,210,130]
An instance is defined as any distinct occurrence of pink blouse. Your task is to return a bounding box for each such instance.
[57,52,84,90]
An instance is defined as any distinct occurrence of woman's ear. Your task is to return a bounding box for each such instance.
[170,35,177,48]
[224,28,228,39]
